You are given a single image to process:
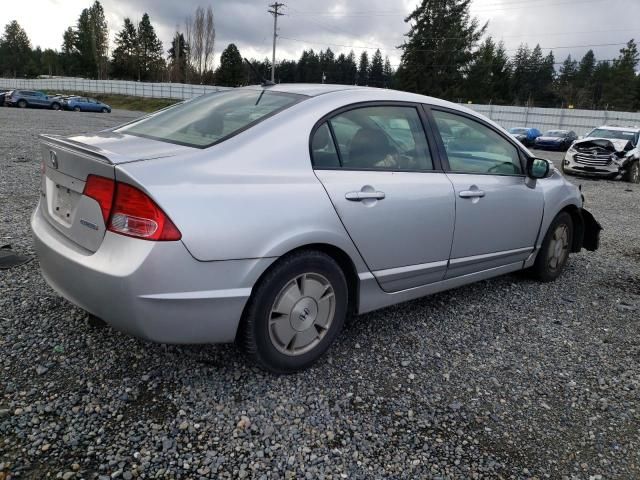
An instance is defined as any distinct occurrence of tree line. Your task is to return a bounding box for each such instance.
[0,0,639,111]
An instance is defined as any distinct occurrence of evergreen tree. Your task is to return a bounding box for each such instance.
[276,59,297,83]
[592,61,612,108]
[557,55,578,105]
[137,13,165,81]
[357,51,369,86]
[111,18,138,80]
[296,50,321,83]
[604,39,639,109]
[73,1,108,78]
[383,56,394,88]
[369,49,385,87]
[214,43,244,86]
[60,26,78,75]
[0,20,32,77]
[465,37,498,103]
[397,0,485,98]
[575,49,596,108]
[511,44,532,104]
[345,51,358,85]
[319,48,336,83]
[168,32,190,83]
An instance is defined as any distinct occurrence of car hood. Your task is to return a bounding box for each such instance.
[40,131,195,164]
[537,136,563,142]
[574,137,634,153]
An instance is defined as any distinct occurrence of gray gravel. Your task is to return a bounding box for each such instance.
[1,106,639,479]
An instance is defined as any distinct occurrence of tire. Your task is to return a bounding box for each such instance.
[73,106,81,112]
[240,250,348,373]
[624,161,640,184]
[17,99,27,108]
[51,102,61,111]
[101,107,109,113]
[531,212,573,282]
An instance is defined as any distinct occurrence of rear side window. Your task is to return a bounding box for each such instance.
[118,90,304,148]
[320,106,433,171]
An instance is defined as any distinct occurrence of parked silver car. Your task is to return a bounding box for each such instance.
[31,85,601,372]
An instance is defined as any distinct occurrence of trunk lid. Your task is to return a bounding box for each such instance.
[38,133,193,252]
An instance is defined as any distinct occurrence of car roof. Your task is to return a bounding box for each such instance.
[241,83,362,97]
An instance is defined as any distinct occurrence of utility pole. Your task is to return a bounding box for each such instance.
[268,2,285,83]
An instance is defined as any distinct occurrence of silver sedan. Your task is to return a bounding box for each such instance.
[31,85,601,373]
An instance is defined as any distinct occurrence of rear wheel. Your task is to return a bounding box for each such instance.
[241,250,348,373]
[73,106,81,112]
[51,102,61,111]
[17,99,27,108]
[531,212,573,282]
[625,161,640,184]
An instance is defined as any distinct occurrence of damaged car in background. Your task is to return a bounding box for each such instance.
[562,126,640,183]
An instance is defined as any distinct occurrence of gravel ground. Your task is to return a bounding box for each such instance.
[1,106,639,480]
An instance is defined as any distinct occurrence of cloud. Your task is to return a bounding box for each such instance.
[9,0,640,70]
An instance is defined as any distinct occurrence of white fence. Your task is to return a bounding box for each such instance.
[2,77,640,132]
[465,103,640,134]
[0,78,231,100]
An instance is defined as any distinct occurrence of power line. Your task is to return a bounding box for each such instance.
[280,36,631,55]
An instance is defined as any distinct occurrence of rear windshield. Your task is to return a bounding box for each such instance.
[117,89,304,148]
[545,130,567,137]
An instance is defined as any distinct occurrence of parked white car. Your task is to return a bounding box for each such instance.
[562,126,640,183]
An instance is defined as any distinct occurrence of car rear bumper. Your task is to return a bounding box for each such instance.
[31,203,275,344]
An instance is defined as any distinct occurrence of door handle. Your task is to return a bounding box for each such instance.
[345,191,386,201]
[459,190,485,199]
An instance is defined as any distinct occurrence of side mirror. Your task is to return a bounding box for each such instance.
[527,157,552,179]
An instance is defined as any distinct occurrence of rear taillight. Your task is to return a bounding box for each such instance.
[82,175,181,241]
[84,175,115,222]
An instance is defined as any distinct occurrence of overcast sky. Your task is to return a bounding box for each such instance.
[10,0,640,71]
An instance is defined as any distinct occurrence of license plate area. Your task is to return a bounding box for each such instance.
[52,184,81,224]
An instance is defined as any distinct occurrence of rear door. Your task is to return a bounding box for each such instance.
[427,107,544,278]
[311,103,455,292]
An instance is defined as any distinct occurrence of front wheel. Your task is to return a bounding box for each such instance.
[624,161,640,184]
[101,107,109,113]
[531,212,573,282]
[73,106,81,112]
[51,102,61,111]
[240,250,348,373]
[17,100,27,108]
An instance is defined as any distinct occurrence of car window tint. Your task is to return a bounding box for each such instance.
[328,106,433,171]
[311,123,341,168]
[118,90,303,148]
[432,110,522,176]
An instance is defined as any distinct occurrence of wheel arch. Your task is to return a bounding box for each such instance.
[560,204,584,253]
[235,242,361,343]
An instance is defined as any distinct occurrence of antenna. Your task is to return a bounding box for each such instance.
[244,58,275,87]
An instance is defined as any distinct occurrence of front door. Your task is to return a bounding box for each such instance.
[429,108,545,278]
[311,104,456,292]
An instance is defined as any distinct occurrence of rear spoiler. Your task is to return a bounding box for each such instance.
[39,134,121,165]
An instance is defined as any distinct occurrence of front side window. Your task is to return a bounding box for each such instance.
[432,110,522,175]
[325,106,433,171]
[118,90,304,148]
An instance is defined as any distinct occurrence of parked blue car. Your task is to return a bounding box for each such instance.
[508,127,542,147]
[62,96,111,113]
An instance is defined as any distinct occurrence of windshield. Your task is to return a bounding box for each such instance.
[118,89,304,148]
[587,128,638,146]
[509,128,528,134]
[545,130,566,137]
